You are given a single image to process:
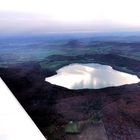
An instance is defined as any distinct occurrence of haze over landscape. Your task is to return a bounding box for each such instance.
[0,0,140,35]
[0,0,140,140]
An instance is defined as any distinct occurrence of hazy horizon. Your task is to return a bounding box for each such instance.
[1,0,140,36]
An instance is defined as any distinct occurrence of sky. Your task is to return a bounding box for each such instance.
[0,0,140,35]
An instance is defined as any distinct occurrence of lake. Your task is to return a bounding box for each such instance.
[45,63,140,89]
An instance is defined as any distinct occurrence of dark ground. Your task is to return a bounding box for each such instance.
[0,53,140,140]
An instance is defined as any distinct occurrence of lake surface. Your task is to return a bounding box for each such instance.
[45,63,140,89]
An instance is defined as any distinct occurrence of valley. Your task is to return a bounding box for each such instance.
[0,35,140,140]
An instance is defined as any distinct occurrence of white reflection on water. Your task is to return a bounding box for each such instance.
[45,63,140,89]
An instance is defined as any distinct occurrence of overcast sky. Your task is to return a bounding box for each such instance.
[0,0,140,35]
